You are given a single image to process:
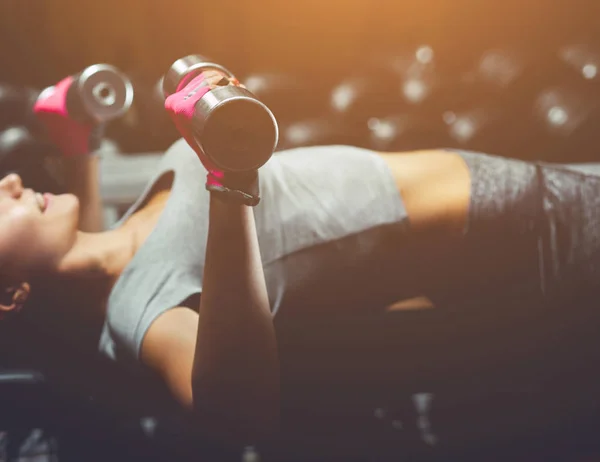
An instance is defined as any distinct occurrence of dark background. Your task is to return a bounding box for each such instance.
[0,0,597,84]
[2,0,600,162]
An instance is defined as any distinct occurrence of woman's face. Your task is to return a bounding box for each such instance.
[0,173,79,276]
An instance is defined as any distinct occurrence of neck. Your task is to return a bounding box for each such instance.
[48,227,135,298]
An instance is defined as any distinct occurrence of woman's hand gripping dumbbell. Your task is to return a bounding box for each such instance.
[33,64,133,156]
[33,64,134,231]
[163,55,279,206]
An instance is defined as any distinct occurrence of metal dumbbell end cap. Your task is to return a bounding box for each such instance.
[76,64,134,123]
[193,85,279,172]
[162,55,235,98]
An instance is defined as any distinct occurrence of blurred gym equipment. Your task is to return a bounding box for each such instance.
[558,43,600,91]
[0,83,40,133]
[368,113,452,152]
[327,46,460,151]
[278,116,364,150]
[242,72,328,126]
[440,106,526,156]
[529,84,600,162]
[0,126,62,193]
[460,48,529,106]
[439,47,566,158]
[106,73,180,153]
[329,46,446,121]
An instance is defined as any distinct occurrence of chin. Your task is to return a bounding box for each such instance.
[50,193,80,218]
[64,193,80,212]
[67,195,81,234]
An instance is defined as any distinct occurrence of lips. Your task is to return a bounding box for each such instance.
[43,193,53,212]
[35,192,53,212]
[35,192,45,212]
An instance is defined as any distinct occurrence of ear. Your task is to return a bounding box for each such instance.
[0,281,31,315]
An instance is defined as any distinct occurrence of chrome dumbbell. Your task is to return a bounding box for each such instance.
[163,55,278,172]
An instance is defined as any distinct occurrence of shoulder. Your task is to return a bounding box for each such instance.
[164,141,385,175]
[272,144,381,164]
[261,145,389,184]
[166,137,196,156]
[158,138,204,175]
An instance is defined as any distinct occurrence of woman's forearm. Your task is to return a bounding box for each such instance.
[193,195,280,443]
[60,155,104,232]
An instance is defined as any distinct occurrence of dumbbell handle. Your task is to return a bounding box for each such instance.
[163,56,236,97]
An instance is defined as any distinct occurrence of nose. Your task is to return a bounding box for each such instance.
[0,173,24,198]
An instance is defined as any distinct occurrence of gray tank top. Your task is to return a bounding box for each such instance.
[99,140,408,364]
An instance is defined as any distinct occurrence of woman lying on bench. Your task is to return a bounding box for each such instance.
[0,136,598,446]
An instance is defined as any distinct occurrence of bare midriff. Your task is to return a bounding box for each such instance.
[376,150,471,236]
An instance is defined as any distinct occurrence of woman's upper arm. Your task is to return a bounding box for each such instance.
[140,307,199,408]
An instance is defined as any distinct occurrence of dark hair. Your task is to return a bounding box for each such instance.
[0,279,91,371]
